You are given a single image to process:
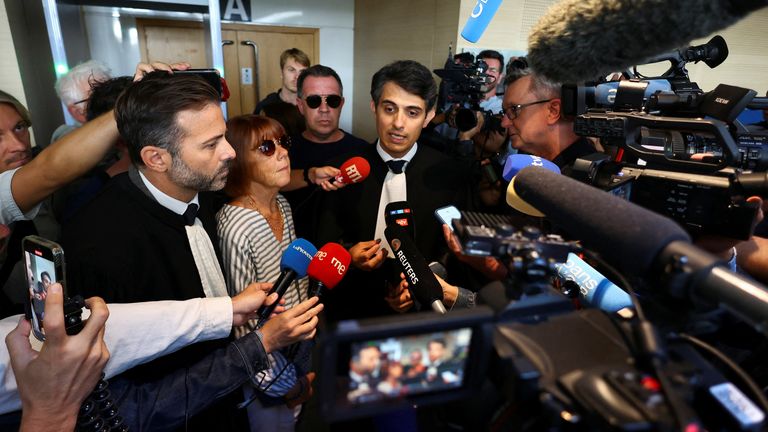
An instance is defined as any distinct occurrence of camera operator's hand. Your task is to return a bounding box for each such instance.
[434,273,459,308]
[259,297,322,353]
[385,274,414,313]
[350,240,388,271]
[458,112,484,141]
[695,196,764,261]
[6,284,109,432]
[133,61,191,81]
[443,224,508,281]
[231,282,283,327]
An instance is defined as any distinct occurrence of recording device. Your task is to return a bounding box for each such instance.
[434,205,461,232]
[22,235,83,341]
[526,0,768,83]
[307,243,351,299]
[384,224,447,314]
[318,307,493,421]
[554,253,633,313]
[256,238,317,325]
[174,68,228,101]
[335,156,371,185]
[433,51,504,133]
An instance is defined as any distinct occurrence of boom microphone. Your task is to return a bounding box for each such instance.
[335,156,371,185]
[511,166,768,333]
[527,0,768,83]
[307,243,351,299]
[256,238,317,325]
[385,224,447,314]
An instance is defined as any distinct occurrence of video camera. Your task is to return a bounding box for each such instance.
[318,206,768,430]
[560,35,768,239]
[433,51,504,133]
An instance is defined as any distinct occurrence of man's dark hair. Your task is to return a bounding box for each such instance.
[477,50,504,71]
[40,271,51,282]
[297,65,343,98]
[429,338,446,348]
[370,60,438,112]
[86,76,133,121]
[115,71,220,166]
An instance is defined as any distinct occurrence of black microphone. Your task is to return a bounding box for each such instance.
[511,166,768,334]
[385,224,447,314]
[527,0,768,83]
[385,201,415,240]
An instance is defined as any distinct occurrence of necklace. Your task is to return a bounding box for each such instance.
[245,195,284,238]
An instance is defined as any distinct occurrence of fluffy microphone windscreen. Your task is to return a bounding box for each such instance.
[338,157,371,185]
[502,154,560,182]
[527,0,759,83]
[307,242,351,289]
[280,238,317,278]
[513,166,690,276]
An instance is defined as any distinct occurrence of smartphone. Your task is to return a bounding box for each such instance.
[23,236,66,341]
[435,205,461,231]
[174,68,225,100]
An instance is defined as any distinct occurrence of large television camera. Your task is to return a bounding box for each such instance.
[561,35,768,239]
[433,51,504,133]
[320,174,768,431]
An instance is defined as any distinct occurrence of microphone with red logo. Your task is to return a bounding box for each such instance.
[334,156,371,185]
[385,224,447,314]
[385,201,415,240]
[307,242,352,299]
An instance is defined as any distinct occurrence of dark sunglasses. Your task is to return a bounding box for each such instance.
[305,94,342,109]
[257,135,291,156]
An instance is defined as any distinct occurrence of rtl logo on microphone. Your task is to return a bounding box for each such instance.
[342,164,363,183]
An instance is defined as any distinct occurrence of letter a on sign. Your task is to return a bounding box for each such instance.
[223,0,250,22]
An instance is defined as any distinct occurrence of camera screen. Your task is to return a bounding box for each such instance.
[345,327,473,405]
[24,250,58,338]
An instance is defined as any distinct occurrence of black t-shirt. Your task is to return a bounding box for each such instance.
[284,131,370,241]
[254,90,305,137]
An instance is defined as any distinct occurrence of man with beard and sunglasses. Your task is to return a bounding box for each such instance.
[60,70,245,429]
[281,65,368,240]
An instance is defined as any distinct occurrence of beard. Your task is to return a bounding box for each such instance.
[168,156,230,192]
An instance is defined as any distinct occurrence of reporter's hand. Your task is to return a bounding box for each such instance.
[434,273,459,308]
[385,273,414,313]
[6,284,110,432]
[133,61,191,81]
[349,240,388,271]
[310,166,344,191]
[260,297,323,353]
[231,282,281,327]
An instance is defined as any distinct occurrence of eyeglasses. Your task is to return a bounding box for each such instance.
[257,135,291,156]
[305,94,342,109]
[502,99,553,121]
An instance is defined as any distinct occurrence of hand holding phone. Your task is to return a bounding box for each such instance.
[434,205,461,231]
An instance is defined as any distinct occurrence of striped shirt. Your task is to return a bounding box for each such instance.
[217,194,308,396]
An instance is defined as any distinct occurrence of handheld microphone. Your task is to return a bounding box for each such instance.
[256,238,317,325]
[502,154,560,182]
[385,201,415,240]
[461,0,503,43]
[385,224,447,314]
[555,253,633,313]
[527,0,767,83]
[335,156,371,185]
[307,242,351,299]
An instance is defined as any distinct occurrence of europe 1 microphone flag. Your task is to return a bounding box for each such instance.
[335,156,371,185]
[256,238,317,326]
[385,224,447,314]
[307,242,351,299]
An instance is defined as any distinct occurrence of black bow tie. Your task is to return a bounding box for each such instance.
[183,203,199,226]
[386,160,407,174]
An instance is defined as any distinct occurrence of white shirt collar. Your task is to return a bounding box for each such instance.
[375,140,418,167]
[138,170,199,216]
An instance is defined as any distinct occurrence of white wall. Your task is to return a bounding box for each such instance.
[0,1,35,146]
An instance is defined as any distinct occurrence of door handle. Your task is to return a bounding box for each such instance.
[222,39,234,47]
[241,40,259,101]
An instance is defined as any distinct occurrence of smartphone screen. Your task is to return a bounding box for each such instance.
[23,236,65,341]
[434,206,461,231]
